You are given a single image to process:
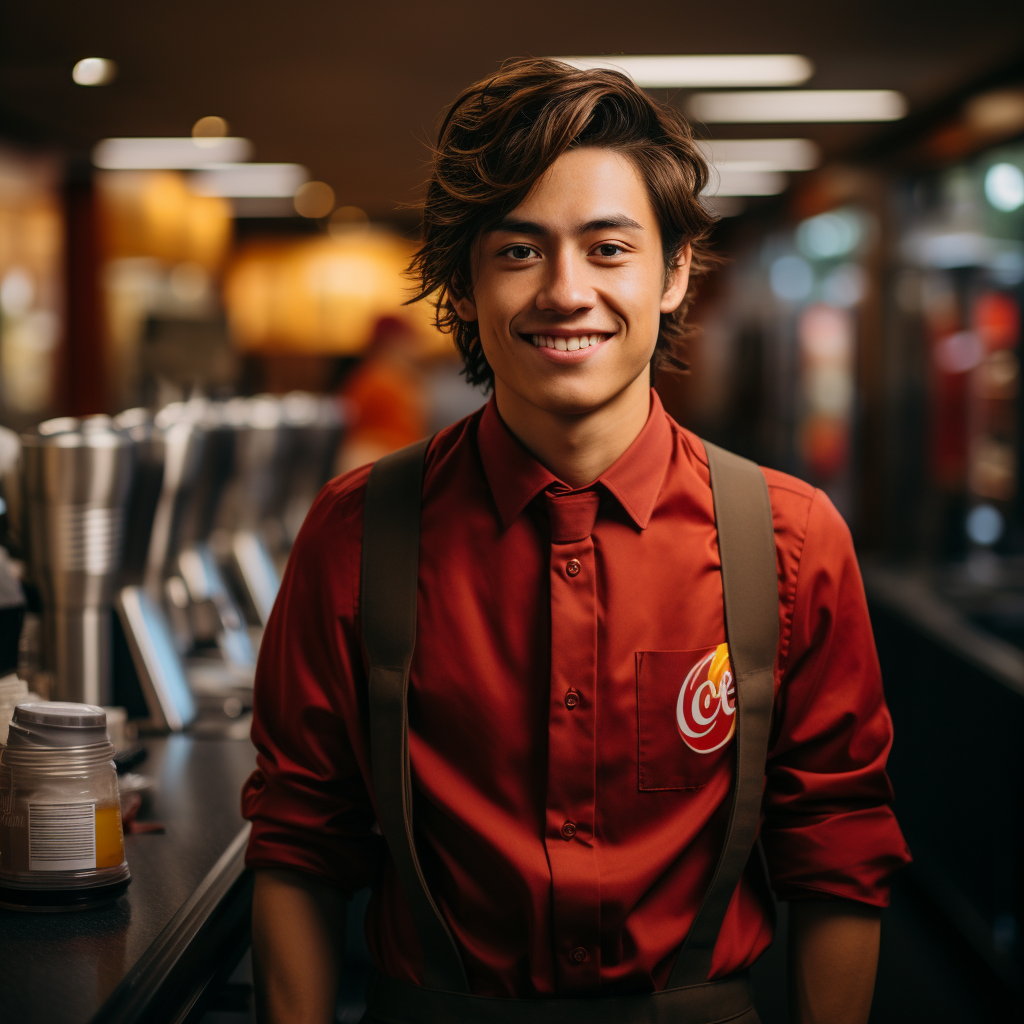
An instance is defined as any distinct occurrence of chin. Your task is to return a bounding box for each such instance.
[519,376,633,417]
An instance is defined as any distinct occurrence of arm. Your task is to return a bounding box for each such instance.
[252,868,346,1024]
[241,477,384,1022]
[757,488,908,1017]
[788,899,881,1024]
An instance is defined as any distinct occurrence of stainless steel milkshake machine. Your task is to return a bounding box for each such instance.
[20,417,134,707]
[11,394,343,731]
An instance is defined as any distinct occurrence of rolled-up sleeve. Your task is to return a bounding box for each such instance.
[241,468,384,893]
[761,489,911,905]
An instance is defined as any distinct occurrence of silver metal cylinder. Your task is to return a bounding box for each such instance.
[50,607,113,708]
[215,395,291,532]
[21,417,134,705]
[281,393,344,547]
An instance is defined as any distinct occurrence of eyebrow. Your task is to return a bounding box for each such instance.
[485,215,644,236]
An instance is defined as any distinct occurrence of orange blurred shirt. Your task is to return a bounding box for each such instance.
[341,358,427,453]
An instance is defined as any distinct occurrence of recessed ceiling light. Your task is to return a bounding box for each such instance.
[558,54,813,88]
[294,181,336,218]
[72,57,117,87]
[696,138,820,172]
[93,137,254,169]
[189,164,309,198]
[688,90,907,123]
[192,116,230,145]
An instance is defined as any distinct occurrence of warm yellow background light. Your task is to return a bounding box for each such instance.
[224,231,447,356]
[97,171,233,269]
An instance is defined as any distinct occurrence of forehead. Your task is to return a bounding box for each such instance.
[505,147,656,227]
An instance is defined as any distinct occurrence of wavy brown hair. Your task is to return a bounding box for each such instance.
[407,57,719,388]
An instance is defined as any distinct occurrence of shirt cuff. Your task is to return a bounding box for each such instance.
[242,769,384,895]
[761,805,912,906]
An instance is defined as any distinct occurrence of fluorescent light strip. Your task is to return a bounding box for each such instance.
[688,90,907,123]
[557,54,813,88]
[696,138,820,171]
[93,137,254,169]
[189,163,308,198]
[704,169,788,197]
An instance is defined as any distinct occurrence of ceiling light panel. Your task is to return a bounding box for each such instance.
[189,163,308,198]
[557,54,813,88]
[696,138,820,171]
[93,137,254,170]
[704,169,788,196]
[688,90,908,123]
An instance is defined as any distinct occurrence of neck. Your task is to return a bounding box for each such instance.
[493,371,652,488]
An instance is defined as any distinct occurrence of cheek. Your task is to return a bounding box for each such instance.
[475,275,528,336]
[613,272,669,340]
[613,262,669,314]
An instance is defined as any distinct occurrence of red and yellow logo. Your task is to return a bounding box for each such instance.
[676,643,736,754]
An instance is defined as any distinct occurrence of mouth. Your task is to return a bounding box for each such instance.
[525,332,613,353]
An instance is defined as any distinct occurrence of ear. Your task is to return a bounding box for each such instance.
[660,243,692,314]
[450,289,478,323]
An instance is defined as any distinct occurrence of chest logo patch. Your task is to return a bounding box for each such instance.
[676,643,736,754]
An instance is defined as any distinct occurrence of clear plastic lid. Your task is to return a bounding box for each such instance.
[7,702,110,748]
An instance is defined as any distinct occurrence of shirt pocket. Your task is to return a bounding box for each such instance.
[636,646,736,791]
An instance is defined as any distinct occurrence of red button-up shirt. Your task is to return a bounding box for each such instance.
[242,390,910,996]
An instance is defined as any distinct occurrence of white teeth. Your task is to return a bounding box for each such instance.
[531,333,606,349]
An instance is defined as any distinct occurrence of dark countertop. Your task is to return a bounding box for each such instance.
[0,734,256,1024]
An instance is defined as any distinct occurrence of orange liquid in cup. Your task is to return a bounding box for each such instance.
[95,804,125,868]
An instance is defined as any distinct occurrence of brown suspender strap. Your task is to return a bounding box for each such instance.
[361,436,778,1000]
[668,441,779,988]
[362,438,470,994]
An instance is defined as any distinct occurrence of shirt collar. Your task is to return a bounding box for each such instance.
[477,389,673,532]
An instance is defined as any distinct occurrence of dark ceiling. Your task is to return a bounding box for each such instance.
[3,1,1024,218]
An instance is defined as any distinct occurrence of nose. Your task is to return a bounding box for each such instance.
[535,248,594,316]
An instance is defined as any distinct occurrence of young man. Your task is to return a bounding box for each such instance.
[243,59,910,1024]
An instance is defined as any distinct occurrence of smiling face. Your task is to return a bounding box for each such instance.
[452,146,691,422]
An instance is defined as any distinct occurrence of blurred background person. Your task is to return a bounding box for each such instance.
[334,315,429,474]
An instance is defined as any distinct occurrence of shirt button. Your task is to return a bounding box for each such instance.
[561,821,577,840]
[564,689,580,709]
[571,946,589,963]
[565,558,581,577]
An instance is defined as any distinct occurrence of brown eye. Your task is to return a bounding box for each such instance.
[596,244,622,257]
[508,245,534,260]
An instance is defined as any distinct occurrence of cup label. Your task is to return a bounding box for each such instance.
[28,802,96,871]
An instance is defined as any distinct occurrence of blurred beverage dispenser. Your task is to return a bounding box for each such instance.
[147,398,255,670]
[21,418,133,706]
[5,393,344,730]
